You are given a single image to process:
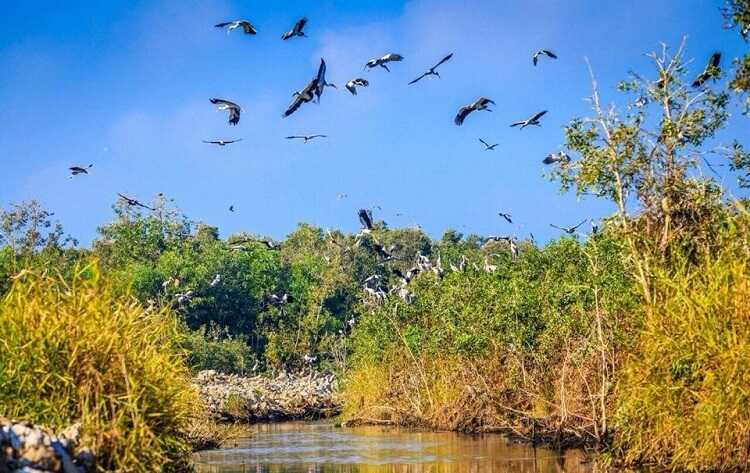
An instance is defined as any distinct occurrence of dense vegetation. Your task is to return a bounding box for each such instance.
[1,7,749,471]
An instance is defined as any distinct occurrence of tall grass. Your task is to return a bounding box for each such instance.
[614,217,750,471]
[0,264,198,472]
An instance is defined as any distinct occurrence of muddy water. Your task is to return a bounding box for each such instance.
[193,422,593,473]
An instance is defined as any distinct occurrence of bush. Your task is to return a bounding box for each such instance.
[183,325,257,375]
[615,215,750,471]
[0,264,198,472]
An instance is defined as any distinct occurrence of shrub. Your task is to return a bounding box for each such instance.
[183,324,257,375]
[614,215,750,471]
[0,264,198,472]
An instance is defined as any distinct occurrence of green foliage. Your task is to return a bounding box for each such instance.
[183,325,257,375]
[725,1,750,110]
[0,265,197,472]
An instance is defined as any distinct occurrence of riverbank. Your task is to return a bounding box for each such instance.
[0,419,94,473]
[193,370,341,422]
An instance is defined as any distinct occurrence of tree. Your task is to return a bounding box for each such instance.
[549,41,733,301]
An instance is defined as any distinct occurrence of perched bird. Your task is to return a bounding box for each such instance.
[508,238,519,261]
[365,53,404,72]
[543,151,571,165]
[281,17,308,40]
[408,53,453,85]
[479,138,498,151]
[69,164,93,177]
[345,78,369,95]
[692,52,721,87]
[215,20,257,35]
[314,58,336,102]
[498,212,513,224]
[210,274,222,287]
[265,293,292,306]
[203,139,242,146]
[532,49,557,66]
[176,290,194,305]
[511,110,547,129]
[551,219,588,234]
[117,193,153,210]
[261,239,279,250]
[210,98,241,125]
[454,97,495,126]
[286,134,327,143]
[358,209,374,232]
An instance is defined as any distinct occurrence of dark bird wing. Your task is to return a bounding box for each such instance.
[432,53,453,69]
[286,136,304,140]
[478,97,495,107]
[240,21,257,34]
[408,72,429,85]
[384,53,404,62]
[479,138,490,147]
[454,105,473,126]
[227,107,240,125]
[210,98,240,108]
[294,17,308,34]
[345,82,357,95]
[316,58,327,83]
[215,22,233,28]
[709,51,721,68]
[202,140,220,144]
[510,121,525,127]
[284,95,305,117]
[571,219,588,231]
[692,52,722,87]
[358,209,374,230]
[542,154,556,164]
[533,53,539,66]
[543,50,557,59]
[530,110,548,122]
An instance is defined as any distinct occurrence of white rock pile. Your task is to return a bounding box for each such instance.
[0,419,94,473]
[193,370,341,421]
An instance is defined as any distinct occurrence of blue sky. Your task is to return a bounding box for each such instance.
[0,0,747,245]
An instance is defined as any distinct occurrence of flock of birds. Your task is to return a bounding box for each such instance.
[62,14,726,309]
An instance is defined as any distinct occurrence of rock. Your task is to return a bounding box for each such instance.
[193,369,341,422]
[0,420,92,473]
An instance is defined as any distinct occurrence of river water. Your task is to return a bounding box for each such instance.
[193,422,593,473]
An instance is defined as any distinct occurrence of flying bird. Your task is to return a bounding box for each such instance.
[284,80,317,117]
[365,53,404,72]
[358,209,374,232]
[511,110,547,129]
[532,49,557,66]
[408,53,453,85]
[692,52,721,87]
[210,98,241,125]
[215,20,257,35]
[69,164,93,177]
[551,220,588,234]
[286,134,327,143]
[337,193,348,199]
[454,97,495,126]
[203,139,242,146]
[281,17,308,40]
[229,205,235,212]
[117,193,153,211]
[498,212,513,224]
[314,58,336,102]
[345,78,369,95]
[543,151,571,165]
[479,138,498,151]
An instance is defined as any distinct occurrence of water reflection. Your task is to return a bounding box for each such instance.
[194,422,592,473]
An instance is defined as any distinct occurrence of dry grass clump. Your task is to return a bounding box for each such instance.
[0,265,199,472]
[615,238,750,472]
